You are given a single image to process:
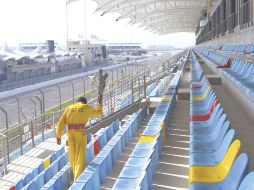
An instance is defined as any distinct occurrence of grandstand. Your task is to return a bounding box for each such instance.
[1,0,254,189]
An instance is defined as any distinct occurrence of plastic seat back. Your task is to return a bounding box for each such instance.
[190,154,249,190]
[189,140,242,184]
[221,153,249,190]
[238,172,254,190]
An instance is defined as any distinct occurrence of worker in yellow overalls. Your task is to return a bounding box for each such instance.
[56,96,103,181]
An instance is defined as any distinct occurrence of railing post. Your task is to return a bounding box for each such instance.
[82,78,86,96]
[138,77,141,99]
[37,91,45,141]
[131,80,134,103]
[70,81,75,104]
[53,112,56,136]
[0,107,10,164]
[110,90,113,113]
[31,120,35,148]
[117,69,119,81]
[56,85,62,110]
[38,90,45,114]
[29,98,37,117]
[111,70,114,88]
[107,92,110,115]
[143,75,147,99]
[15,97,24,155]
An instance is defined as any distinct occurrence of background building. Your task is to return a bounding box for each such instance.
[0,40,85,84]
[68,39,108,66]
[107,43,147,56]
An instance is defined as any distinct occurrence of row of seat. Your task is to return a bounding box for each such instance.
[168,70,183,94]
[69,107,147,190]
[189,50,254,190]
[0,138,66,190]
[15,119,120,190]
[86,120,120,162]
[200,44,254,55]
[111,64,186,190]
[149,75,171,97]
[8,129,55,163]
[22,151,69,190]
[197,49,254,101]
[205,51,230,68]
[221,59,254,100]
[149,57,187,97]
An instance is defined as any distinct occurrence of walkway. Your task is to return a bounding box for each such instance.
[152,68,190,190]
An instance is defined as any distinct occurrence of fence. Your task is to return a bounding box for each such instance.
[227,13,236,33]
[240,0,252,29]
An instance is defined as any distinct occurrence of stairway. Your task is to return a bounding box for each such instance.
[152,100,190,190]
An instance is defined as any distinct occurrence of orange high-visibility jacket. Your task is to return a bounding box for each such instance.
[56,102,103,139]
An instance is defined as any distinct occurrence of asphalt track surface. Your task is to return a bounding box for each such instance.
[0,64,137,129]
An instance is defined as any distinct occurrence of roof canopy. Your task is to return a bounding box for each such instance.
[94,0,216,34]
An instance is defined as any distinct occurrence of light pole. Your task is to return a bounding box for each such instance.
[65,0,69,50]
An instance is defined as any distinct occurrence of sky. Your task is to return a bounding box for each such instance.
[0,0,196,48]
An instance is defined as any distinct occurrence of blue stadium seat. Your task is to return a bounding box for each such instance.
[190,123,231,153]
[190,130,236,166]
[112,166,148,190]
[190,153,249,190]
[238,172,254,190]
[190,113,226,138]
[190,114,226,143]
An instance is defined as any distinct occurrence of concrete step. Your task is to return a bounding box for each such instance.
[207,75,222,85]
[177,88,190,100]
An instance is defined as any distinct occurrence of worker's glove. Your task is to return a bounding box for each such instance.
[56,138,61,145]
[98,69,109,98]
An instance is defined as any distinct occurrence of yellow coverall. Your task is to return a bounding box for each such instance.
[56,102,103,181]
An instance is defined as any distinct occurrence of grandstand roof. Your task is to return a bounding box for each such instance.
[94,0,217,34]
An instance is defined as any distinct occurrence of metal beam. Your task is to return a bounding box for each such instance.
[93,0,209,34]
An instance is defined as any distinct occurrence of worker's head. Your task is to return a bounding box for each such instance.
[77,96,87,104]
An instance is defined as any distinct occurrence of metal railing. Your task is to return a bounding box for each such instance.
[227,13,236,33]
[220,20,226,36]
[240,0,251,29]
[216,24,220,37]
[211,27,216,39]
[0,51,186,175]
